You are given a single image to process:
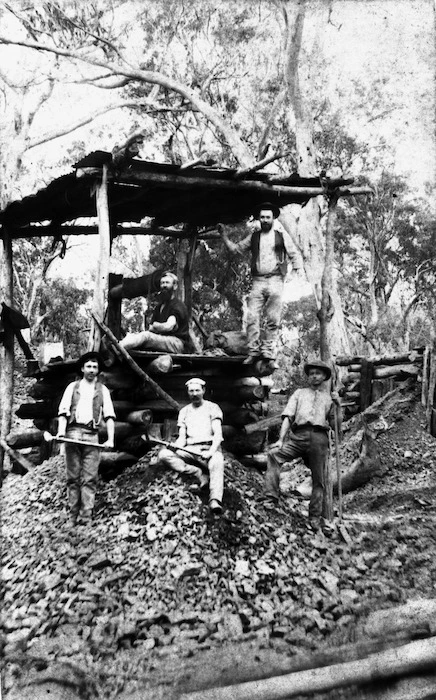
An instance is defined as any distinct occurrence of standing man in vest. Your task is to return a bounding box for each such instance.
[219,202,301,369]
[57,352,115,527]
[157,378,224,515]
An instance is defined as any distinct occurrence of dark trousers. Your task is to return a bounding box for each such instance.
[264,428,329,518]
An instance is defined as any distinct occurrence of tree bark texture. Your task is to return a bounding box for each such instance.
[0,227,14,475]
[88,164,111,351]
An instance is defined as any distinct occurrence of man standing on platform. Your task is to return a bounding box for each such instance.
[57,352,115,527]
[219,202,301,370]
[263,359,341,530]
[157,378,224,515]
[119,271,189,354]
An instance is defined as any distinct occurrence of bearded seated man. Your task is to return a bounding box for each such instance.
[120,271,189,354]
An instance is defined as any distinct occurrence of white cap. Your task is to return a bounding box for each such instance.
[185,377,205,389]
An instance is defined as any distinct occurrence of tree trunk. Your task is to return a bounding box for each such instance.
[88,164,111,351]
[282,1,350,357]
[180,638,436,700]
[0,227,14,475]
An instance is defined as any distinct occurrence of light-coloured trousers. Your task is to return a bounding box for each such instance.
[246,275,284,359]
[120,331,184,353]
[64,427,100,517]
[158,446,224,502]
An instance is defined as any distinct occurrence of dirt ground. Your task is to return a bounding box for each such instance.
[1,380,436,699]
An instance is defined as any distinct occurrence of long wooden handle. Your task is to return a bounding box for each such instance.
[43,431,107,449]
[333,404,343,520]
[144,435,208,471]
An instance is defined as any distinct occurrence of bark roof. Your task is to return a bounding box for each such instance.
[0,151,354,234]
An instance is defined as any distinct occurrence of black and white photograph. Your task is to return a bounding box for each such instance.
[1,1,435,698]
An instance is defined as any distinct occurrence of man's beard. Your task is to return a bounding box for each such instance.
[158,289,172,302]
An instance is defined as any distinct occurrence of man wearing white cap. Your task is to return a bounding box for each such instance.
[120,271,189,353]
[157,377,224,514]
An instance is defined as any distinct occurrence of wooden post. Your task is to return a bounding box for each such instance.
[318,192,338,360]
[107,273,123,338]
[91,313,181,410]
[0,227,14,476]
[88,164,111,351]
[176,238,189,304]
[184,232,198,320]
[360,359,374,411]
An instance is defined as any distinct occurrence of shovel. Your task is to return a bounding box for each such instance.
[43,431,108,449]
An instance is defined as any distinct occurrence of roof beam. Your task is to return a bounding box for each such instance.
[114,168,371,198]
[0,224,221,241]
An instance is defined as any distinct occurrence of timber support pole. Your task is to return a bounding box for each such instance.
[91,314,181,411]
[0,226,14,477]
[88,164,111,351]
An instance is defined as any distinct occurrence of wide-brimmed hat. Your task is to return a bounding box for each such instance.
[303,359,332,380]
[252,201,281,219]
[77,351,104,373]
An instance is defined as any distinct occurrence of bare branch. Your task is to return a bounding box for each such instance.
[27,101,147,150]
[235,151,292,179]
[0,34,252,166]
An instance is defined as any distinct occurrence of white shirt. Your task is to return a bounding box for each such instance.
[58,379,115,424]
[177,400,223,445]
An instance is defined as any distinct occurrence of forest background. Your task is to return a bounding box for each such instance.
[0,0,435,383]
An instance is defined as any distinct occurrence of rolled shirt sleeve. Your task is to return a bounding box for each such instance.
[57,382,75,418]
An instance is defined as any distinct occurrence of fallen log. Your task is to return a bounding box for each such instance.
[180,636,436,700]
[364,599,436,639]
[0,439,35,474]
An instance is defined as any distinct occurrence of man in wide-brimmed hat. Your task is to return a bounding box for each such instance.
[157,377,225,515]
[57,351,115,527]
[219,202,301,370]
[264,358,341,530]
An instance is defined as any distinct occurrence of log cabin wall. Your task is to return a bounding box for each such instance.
[336,349,425,421]
[14,351,271,473]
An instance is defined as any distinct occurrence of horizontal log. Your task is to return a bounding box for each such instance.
[180,637,436,700]
[223,430,266,456]
[16,401,54,419]
[373,365,420,379]
[97,421,136,442]
[99,451,137,468]
[342,372,361,384]
[6,429,44,449]
[125,409,153,426]
[244,412,282,434]
[238,454,268,469]
[343,391,360,400]
[145,354,173,374]
[336,352,423,367]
